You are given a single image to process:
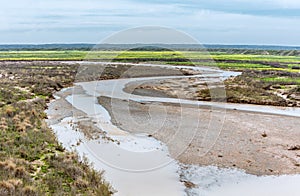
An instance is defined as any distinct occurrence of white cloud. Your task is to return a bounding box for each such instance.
[178,9,300,45]
[0,0,300,45]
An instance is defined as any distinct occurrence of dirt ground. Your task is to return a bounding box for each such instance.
[99,96,300,176]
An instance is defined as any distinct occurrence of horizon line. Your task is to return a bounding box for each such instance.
[0,43,300,47]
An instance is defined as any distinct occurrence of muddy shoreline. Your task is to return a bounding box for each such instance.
[99,95,300,176]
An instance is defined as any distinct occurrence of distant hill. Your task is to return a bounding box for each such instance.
[0,44,95,51]
[0,44,300,54]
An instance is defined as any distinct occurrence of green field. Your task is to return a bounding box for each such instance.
[261,77,300,84]
[1,50,300,73]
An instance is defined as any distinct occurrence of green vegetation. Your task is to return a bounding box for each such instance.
[0,51,87,61]
[0,62,113,195]
[1,50,299,72]
[261,77,300,84]
[197,71,290,106]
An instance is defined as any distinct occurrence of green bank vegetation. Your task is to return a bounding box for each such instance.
[0,62,113,195]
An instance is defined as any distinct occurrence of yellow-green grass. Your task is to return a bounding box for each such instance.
[0,51,87,61]
[261,77,300,84]
[0,50,299,61]
[1,51,300,73]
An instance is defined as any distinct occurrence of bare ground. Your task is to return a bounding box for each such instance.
[99,96,300,176]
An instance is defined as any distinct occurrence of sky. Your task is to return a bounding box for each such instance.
[1,0,300,45]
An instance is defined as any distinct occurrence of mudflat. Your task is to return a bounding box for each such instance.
[99,95,300,176]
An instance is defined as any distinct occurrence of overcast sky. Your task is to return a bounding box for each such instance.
[1,0,300,45]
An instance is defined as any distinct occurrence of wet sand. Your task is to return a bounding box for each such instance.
[99,96,300,175]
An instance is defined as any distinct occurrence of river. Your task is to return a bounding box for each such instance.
[46,62,300,196]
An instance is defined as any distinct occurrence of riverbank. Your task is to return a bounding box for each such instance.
[130,70,300,107]
[0,61,113,195]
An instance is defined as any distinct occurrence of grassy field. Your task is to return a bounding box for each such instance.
[1,50,299,71]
